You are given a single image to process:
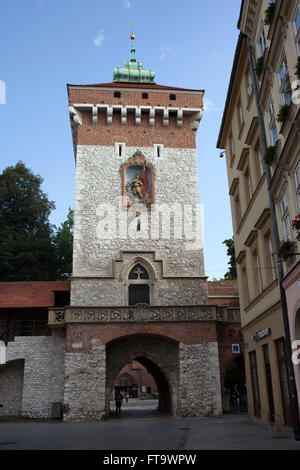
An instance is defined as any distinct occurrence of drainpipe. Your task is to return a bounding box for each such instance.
[246,34,300,440]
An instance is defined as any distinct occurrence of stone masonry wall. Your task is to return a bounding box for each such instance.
[178,341,222,417]
[0,359,24,417]
[71,145,205,306]
[6,331,65,418]
[63,338,106,422]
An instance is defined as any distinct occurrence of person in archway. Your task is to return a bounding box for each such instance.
[115,391,123,415]
[233,383,240,412]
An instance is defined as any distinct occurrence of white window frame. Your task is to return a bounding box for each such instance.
[267,98,278,146]
[280,191,293,241]
[115,142,126,157]
[258,147,264,176]
[293,1,300,56]
[277,52,292,106]
[293,160,300,211]
[258,24,267,57]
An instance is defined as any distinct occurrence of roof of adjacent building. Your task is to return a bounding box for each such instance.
[67,82,205,93]
[0,281,71,308]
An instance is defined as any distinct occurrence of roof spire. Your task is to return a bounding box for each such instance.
[113,32,155,83]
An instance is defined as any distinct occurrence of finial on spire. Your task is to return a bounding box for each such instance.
[130,32,135,40]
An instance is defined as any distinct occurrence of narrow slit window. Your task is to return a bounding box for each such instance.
[118,145,122,157]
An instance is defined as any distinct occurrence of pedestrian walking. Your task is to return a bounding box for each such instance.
[115,391,123,415]
[233,383,240,412]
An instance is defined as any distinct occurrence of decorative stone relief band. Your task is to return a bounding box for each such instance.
[69,104,203,130]
[48,305,240,326]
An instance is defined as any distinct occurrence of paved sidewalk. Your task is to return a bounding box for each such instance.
[0,405,300,450]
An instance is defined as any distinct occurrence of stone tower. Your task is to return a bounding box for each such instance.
[60,34,222,420]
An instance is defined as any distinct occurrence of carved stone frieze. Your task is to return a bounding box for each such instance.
[48,305,239,325]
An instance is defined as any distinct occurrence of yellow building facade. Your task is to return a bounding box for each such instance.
[217,0,300,435]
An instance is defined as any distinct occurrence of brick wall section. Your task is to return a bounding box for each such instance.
[65,322,218,351]
[68,86,203,148]
[115,361,158,395]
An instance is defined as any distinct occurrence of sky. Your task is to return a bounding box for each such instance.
[0,0,241,280]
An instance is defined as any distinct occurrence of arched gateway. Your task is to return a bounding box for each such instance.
[2,34,241,421]
[106,334,176,415]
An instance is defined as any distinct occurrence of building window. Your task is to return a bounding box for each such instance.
[154,144,163,158]
[238,98,244,131]
[169,94,176,100]
[263,231,276,284]
[247,71,253,96]
[267,99,278,146]
[258,23,267,57]
[244,167,253,205]
[114,91,121,98]
[293,160,300,210]
[241,265,250,307]
[142,93,148,99]
[249,351,261,417]
[115,142,125,157]
[258,147,264,177]
[229,133,235,160]
[279,191,293,241]
[128,264,150,306]
[277,53,292,106]
[293,2,300,55]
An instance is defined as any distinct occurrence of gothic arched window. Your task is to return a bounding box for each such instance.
[128,264,149,280]
[128,264,150,306]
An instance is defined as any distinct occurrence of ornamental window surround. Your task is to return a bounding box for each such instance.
[258,23,267,58]
[293,1,300,56]
[267,98,278,146]
[293,160,300,211]
[279,190,293,241]
[277,52,292,106]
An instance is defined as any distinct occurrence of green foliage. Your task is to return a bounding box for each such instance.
[255,57,264,77]
[223,237,237,280]
[264,2,276,26]
[54,208,74,279]
[264,145,276,165]
[0,162,58,281]
[277,104,290,124]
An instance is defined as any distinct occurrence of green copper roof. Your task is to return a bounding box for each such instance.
[113,33,155,83]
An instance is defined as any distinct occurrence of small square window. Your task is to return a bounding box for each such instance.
[169,94,176,100]
[142,93,148,99]
[232,344,240,354]
[114,91,121,98]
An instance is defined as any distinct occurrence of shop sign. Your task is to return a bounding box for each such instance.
[252,328,271,341]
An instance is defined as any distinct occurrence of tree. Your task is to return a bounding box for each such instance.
[223,236,237,280]
[0,162,58,281]
[54,207,74,279]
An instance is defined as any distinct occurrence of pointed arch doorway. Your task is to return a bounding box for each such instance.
[105,334,178,419]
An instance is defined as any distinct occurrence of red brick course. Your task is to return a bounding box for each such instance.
[68,85,203,149]
[65,321,218,352]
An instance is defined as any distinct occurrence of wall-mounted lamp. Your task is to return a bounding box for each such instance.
[219,151,226,158]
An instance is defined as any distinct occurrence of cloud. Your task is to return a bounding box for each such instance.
[123,0,131,7]
[160,47,170,61]
[203,98,213,112]
[94,30,104,47]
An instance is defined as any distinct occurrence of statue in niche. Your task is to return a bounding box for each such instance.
[125,165,152,207]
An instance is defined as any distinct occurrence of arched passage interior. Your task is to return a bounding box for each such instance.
[105,334,178,417]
